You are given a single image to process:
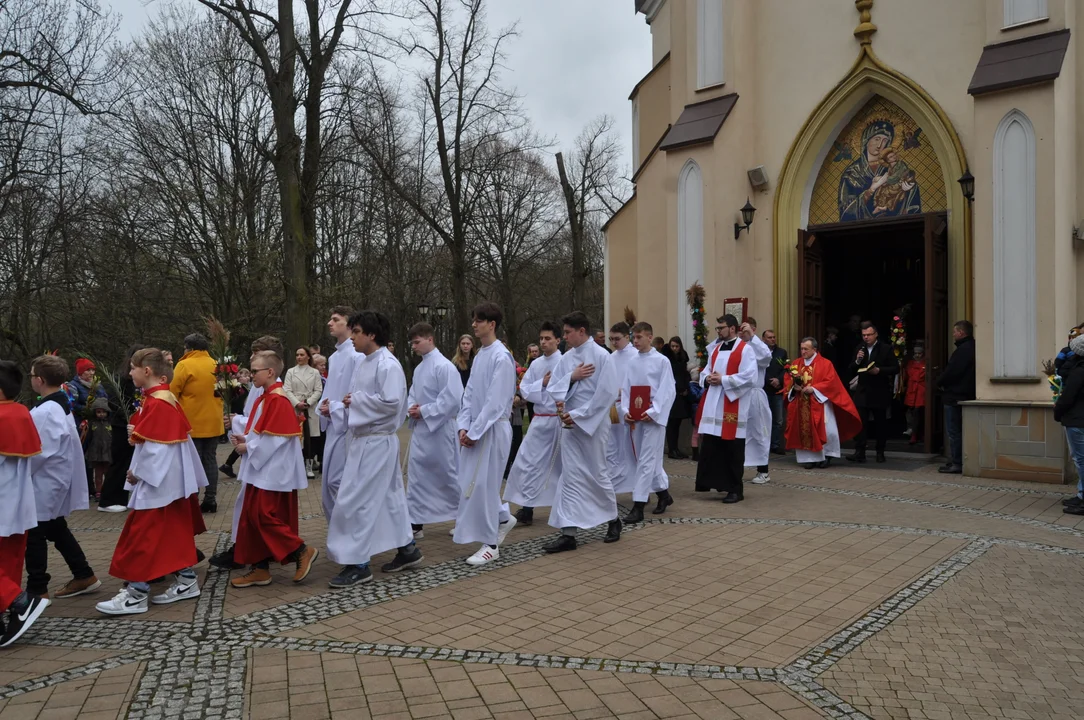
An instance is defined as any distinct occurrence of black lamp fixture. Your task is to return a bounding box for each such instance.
[958,169,975,202]
[733,198,756,239]
[434,304,448,319]
[417,301,430,317]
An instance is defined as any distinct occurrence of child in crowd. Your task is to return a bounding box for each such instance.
[902,344,926,445]
[27,356,100,600]
[83,397,113,499]
[0,361,49,647]
[218,368,250,479]
[97,349,206,615]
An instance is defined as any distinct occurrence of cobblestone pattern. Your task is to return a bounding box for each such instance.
[3,503,1078,719]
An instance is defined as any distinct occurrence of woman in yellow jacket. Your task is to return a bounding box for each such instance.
[171,333,223,513]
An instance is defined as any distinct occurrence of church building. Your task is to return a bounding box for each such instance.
[604,0,1082,482]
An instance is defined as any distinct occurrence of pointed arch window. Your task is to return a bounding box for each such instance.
[677,159,704,349]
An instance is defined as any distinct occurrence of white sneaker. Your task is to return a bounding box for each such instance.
[466,545,499,566]
[448,526,457,536]
[413,529,424,540]
[496,516,517,545]
[96,588,148,615]
[751,472,770,485]
[305,459,315,479]
[98,505,127,513]
[151,576,201,605]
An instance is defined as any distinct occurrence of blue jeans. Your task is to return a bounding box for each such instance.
[768,393,785,452]
[944,404,963,467]
[1066,427,1084,498]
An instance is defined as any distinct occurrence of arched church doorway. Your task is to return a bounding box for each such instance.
[796,96,950,454]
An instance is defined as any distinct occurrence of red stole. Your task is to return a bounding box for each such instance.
[704,341,746,440]
[0,400,42,458]
[130,385,192,444]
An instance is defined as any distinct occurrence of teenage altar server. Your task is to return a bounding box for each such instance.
[26,355,99,599]
[695,314,759,504]
[453,302,517,567]
[544,311,623,553]
[317,306,361,520]
[605,322,637,495]
[228,351,318,590]
[97,349,206,615]
[326,311,419,587]
[739,319,775,485]
[620,322,676,523]
[210,336,285,571]
[404,321,461,539]
[502,322,563,526]
[0,361,49,647]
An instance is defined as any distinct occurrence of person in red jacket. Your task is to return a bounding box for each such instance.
[902,345,927,445]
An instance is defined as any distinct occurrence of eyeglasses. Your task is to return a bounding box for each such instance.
[715,326,724,331]
[251,367,273,376]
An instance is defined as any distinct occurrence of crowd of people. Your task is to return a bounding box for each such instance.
[3,302,1084,649]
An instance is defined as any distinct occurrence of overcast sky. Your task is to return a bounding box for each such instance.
[105,0,652,171]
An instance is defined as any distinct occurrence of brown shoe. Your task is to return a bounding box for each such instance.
[230,567,272,588]
[293,547,319,584]
[54,576,102,598]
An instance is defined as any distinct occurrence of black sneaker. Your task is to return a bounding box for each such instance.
[513,507,534,526]
[209,545,243,570]
[219,464,236,479]
[543,536,577,553]
[604,518,622,543]
[1064,505,1084,516]
[200,498,217,514]
[1063,496,1082,506]
[0,595,50,648]
[328,565,373,589]
[381,547,424,573]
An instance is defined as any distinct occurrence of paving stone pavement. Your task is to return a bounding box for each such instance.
[2,448,1084,719]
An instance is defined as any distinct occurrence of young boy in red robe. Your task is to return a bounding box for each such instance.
[97,349,207,615]
[0,361,49,647]
[230,351,318,588]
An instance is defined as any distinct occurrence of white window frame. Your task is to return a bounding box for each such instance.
[992,109,1037,378]
[697,0,725,90]
[1003,0,1048,29]
[677,159,704,351]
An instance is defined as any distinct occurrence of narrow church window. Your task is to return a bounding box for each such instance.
[697,0,724,89]
[677,160,704,349]
[993,110,1037,378]
[1003,0,1048,27]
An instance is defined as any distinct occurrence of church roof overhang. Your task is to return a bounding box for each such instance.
[659,93,738,152]
[968,28,1070,96]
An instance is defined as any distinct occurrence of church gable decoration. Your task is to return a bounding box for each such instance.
[809,95,946,225]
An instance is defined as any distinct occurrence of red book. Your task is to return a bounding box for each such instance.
[629,386,651,421]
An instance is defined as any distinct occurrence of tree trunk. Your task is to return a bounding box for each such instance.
[555,152,584,311]
[451,244,470,337]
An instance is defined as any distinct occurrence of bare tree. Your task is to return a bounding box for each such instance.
[555,115,627,312]
[194,0,391,351]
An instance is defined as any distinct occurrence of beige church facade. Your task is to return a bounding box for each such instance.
[604,0,1084,482]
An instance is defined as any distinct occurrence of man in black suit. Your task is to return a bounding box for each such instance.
[847,322,900,463]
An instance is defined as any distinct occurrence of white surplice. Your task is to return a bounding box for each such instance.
[546,340,619,530]
[502,350,563,509]
[406,348,462,525]
[790,354,842,464]
[620,348,676,502]
[743,334,774,468]
[319,340,363,519]
[327,347,412,565]
[452,340,516,547]
[127,436,206,510]
[0,455,38,537]
[607,343,638,494]
[698,340,759,438]
[235,392,308,494]
[29,398,89,521]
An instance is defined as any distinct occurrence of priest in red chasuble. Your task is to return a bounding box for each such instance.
[784,337,863,468]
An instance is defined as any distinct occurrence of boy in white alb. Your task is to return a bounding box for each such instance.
[453,302,518,567]
[606,323,638,496]
[26,355,99,600]
[0,361,49,647]
[404,322,462,539]
[503,321,563,525]
[740,319,774,485]
[97,349,207,615]
[317,306,362,520]
[326,311,419,587]
[620,322,676,523]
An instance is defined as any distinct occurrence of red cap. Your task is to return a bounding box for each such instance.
[75,358,96,376]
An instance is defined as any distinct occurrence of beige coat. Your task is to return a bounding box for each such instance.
[284,364,324,436]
